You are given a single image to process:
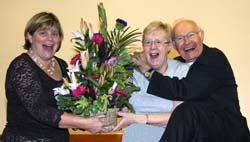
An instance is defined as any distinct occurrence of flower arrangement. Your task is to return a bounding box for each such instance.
[53,3,141,117]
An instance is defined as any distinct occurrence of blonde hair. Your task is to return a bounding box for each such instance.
[142,21,172,42]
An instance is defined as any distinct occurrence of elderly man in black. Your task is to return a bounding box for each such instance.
[141,19,250,142]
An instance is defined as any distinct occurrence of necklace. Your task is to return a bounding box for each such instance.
[28,50,56,76]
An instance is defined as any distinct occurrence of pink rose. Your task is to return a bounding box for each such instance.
[92,33,104,46]
[72,85,87,97]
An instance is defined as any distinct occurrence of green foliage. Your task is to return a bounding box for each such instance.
[54,3,141,117]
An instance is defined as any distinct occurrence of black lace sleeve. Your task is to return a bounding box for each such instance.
[6,55,64,127]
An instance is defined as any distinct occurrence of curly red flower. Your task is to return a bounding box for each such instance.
[70,53,81,65]
[115,88,128,97]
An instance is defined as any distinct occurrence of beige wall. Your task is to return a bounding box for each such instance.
[1,0,250,132]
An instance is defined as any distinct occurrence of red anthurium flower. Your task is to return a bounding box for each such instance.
[70,53,81,65]
[72,84,87,97]
[115,88,128,97]
[92,33,104,46]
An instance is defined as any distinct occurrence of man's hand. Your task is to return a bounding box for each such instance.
[132,51,151,73]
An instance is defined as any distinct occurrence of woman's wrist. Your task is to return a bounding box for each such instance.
[145,114,149,124]
[134,114,147,124]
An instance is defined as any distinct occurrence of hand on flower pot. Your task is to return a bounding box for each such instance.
[82,114,113,133]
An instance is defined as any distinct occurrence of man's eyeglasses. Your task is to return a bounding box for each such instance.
[174,31,201,43]
[143,40,171,47]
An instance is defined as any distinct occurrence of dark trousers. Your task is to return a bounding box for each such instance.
[159,102,250,142]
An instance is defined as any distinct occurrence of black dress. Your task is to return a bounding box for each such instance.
[1,53,69,142]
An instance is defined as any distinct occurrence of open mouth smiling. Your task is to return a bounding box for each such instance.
[43,44,54,51]
[184,46,195,52]
[150,52,159,59]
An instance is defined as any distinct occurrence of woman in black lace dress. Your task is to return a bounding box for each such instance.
[1,12,111,142]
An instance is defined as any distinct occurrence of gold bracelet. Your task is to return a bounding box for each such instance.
[145,114,149,124]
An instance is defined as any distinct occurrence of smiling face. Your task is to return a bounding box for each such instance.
[23,12,63,52]
[173,20,204,62]
[143,30,172,73]
[27,25,60,61]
